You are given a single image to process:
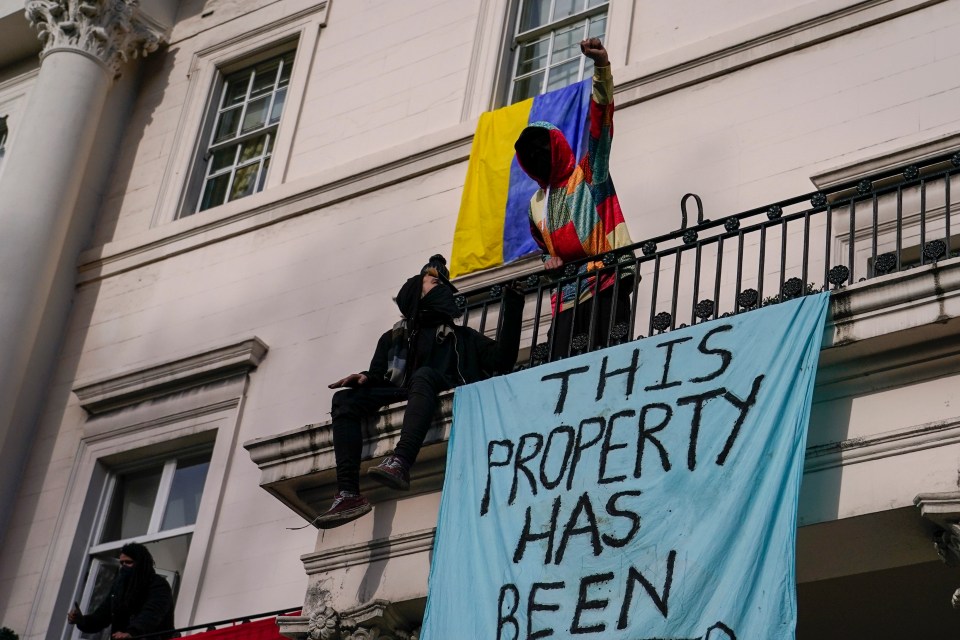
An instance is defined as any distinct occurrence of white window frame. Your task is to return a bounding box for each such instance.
[505,0,610,104]
[193,49,296,214]
[151,1,329,225]
[76,447,213,626]
[87,450,212,556]
[22,335,267,640]
[60,423,226,640]
[460,0,632,120]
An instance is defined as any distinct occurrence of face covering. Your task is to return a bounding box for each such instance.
[418,284,462,325]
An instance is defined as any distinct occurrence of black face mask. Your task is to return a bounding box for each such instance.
[418,285,462,325]
[516,127,552,184]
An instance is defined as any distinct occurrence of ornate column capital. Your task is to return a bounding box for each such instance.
[25,0,166,75]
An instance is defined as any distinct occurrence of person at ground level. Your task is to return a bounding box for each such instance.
[67,543,175,640]
[514,38,635,359]
[315,255,524,529]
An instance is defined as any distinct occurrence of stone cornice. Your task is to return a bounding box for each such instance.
[915,491,960,531]
[301,528,435,575]
[805,417,960,473]
[25,0,167,75]
[74,336,268,414]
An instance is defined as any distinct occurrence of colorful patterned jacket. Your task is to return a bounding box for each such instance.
[516,64,634,312]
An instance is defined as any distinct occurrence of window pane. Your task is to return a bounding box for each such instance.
[99,466,162,543]
[552,21,586,65]
[209,145,238,174]
[238,134,268,164]
[553,0,577,21]
[279,54,294,86]
[588,13,606,40]
[512,71,544,103]
[519,0,551,32]
[199,173,230,211]
[229,163,259,201]
[195,50,294,215]
[587,0,607,7]
[161,458,210,531]
[257,157,271,191]
[144,534,192,591]
[546,58,581,92]
[250,63,279,98]
[87,535,192,614]
[516,37,549,76]
[222,74,249,107]
[270,87,287,125]
[213,107,241,143]
[85,559,119,613]
[241,96,269,133]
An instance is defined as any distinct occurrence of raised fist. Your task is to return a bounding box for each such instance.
[580,38,608,67]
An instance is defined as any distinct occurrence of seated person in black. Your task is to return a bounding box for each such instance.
[68,542,175,640]
[316,255,524,529]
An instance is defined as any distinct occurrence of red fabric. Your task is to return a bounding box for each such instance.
[550,222,588,260]
[598,194,625,231]
[183,615,297,640]
[514,126,576,190]
[545,127,576,189]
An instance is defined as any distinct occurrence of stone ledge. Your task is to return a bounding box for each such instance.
[301,528,435,575]
[244,392,453,522]
[915,491,960,530]
[74,336,268,414]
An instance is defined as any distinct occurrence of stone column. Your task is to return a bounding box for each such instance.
[0,0,163,539]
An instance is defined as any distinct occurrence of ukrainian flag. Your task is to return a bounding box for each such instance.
[450,80,591,278]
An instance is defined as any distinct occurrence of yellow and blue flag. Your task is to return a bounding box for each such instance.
[450,80,591,278]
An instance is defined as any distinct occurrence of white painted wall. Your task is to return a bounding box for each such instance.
[2,0,960,636]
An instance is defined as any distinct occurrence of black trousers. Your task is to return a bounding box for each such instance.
[550,283,632,360]
[331,367,449,493]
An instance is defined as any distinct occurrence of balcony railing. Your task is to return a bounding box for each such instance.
[455,150,960,365]
[129,607,301,640]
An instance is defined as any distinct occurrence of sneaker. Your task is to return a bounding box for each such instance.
[314,491,372,529]
[367,455,411,491]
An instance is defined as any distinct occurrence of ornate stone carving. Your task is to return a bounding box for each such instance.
[308,606,342,640]
[915,491,960,609]
[934,523,960,567]
[295,601,421,640]
[25,0,165,74]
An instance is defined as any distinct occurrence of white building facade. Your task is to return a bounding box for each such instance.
[1,0,960,638]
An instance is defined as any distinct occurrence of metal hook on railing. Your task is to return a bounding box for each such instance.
[680,193,707,229]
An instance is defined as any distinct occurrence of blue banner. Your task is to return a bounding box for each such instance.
[422,294,829,640]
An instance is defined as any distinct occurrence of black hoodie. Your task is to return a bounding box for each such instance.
[364,274,524,387]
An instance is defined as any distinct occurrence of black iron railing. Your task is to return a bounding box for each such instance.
[455,150,960,365]
[129,607,300,640]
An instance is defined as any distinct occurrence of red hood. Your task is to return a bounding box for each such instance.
[515,122,576,190]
